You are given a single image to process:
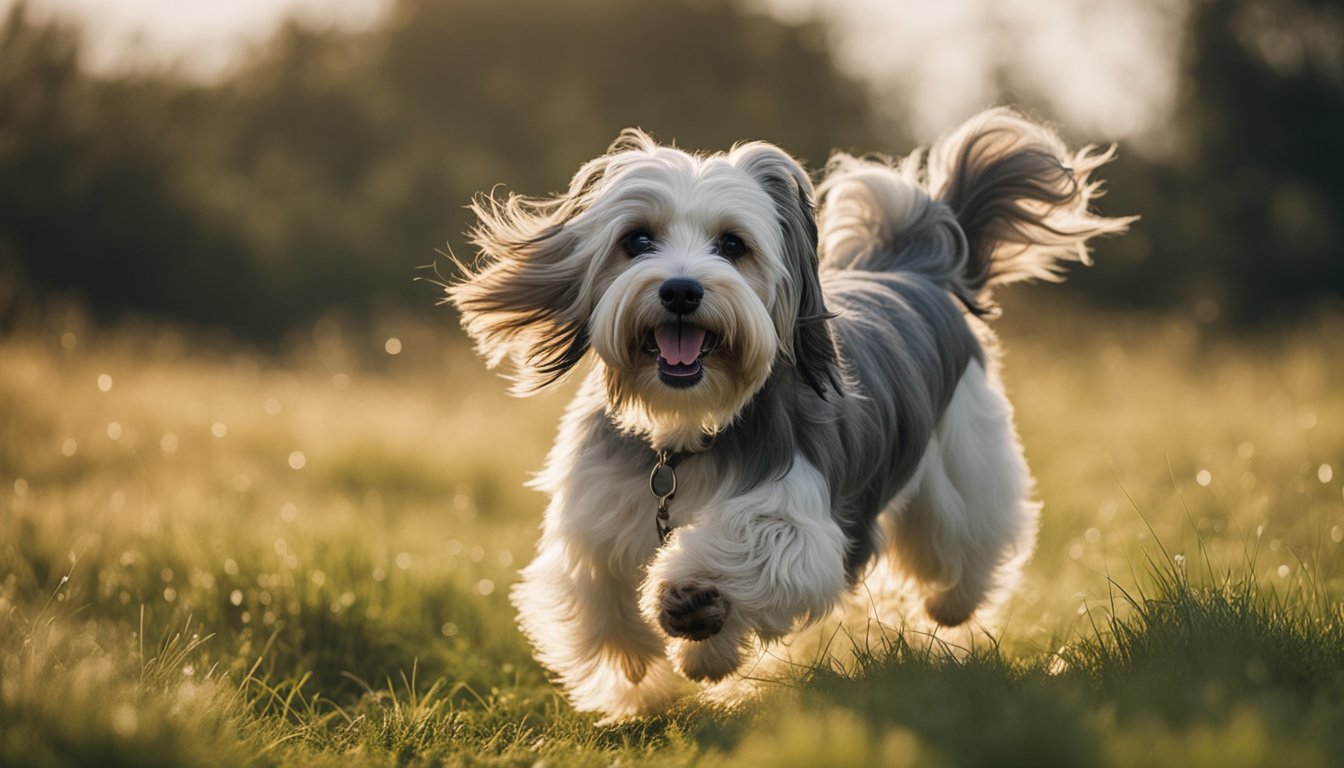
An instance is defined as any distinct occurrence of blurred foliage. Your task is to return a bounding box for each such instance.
[0,0,1340,335]
[1072,0,1344,322]
[0,0,878,337]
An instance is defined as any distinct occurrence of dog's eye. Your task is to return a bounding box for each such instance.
[623,230,656,256]
[716,234,747,260]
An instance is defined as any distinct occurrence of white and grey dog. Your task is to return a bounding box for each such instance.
[449,108,1130,718]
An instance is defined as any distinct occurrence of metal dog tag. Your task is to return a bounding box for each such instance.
[650,463,677,501]
[650,451,678,544]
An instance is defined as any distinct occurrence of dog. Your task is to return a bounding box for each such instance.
[448,108,1131,718]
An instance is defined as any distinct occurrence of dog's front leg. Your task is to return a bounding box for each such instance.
[516,423,698,718]
[640,455,847,681]
[514,529,691,717]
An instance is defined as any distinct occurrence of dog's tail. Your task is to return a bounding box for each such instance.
[818,107,1135,315]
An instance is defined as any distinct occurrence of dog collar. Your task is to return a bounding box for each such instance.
[649,449,690,544]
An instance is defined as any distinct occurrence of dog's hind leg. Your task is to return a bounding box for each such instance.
[888,358,1040,626]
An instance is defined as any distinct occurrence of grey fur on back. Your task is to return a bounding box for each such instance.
[585,108,1131,580]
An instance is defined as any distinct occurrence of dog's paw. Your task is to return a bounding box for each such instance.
[669,634,746,682]
[658,581,728,640]
[923,585,979,627]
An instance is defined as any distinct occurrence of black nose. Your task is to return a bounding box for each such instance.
[659,278,703,315]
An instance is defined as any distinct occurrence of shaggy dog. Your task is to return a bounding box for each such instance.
[448,108,1131,718]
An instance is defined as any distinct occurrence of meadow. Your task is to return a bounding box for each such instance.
[3,299,1344,767]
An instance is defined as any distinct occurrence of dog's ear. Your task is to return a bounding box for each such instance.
[449,132,653,394]
[731,143,842,398]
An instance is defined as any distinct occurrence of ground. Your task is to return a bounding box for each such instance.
[3,298,1343,767]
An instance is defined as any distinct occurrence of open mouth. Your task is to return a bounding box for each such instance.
[644,323,718,388]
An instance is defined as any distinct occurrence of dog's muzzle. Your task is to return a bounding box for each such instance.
[643,322,719,388]
[646,278,721,387]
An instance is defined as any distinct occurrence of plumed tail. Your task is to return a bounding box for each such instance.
[818,107,1135,315]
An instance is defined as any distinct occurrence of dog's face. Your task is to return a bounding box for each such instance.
[451,130,838,444]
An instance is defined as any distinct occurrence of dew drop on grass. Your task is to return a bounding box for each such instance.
[60,332,77,351]
[163,587,177,602]
[280,503,298,522]
[288,451,306,470]
[440,622,458,637]
[224,558,239,576]
[106,422,122,440]
[1300,411,1318,430]
[1196,469,1212,487]
[160,433,179,454]
[395,552,412,570]
[476,579,495,596]
[1277,564,1290,578]
[372,567,386,582]
[97,374,113,392]
[1047,653,1069,676]
[211,421,228,438]
[497,550,514,567]
[13,478,27,496]
[1084,528,1101,544]
[385,337,402,355]
[1238,442,1255,460]
[469,545,485,563]
[1331,526,1343,544]
[60,439,77,457]
[1319,464,1334,484]
[1068,543,1084,560]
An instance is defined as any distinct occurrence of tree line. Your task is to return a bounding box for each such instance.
[0,0,1338,336]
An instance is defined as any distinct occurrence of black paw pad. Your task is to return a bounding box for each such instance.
[658,583,727,640]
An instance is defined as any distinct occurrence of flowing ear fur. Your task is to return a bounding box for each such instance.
[449,129,656,394]
[731,143,842,398]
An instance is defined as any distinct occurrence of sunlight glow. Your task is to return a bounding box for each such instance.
[753,0,1187,143]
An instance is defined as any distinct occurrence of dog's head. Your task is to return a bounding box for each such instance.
[449,129,839,445]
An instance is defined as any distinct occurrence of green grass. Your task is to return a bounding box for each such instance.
[3,302,1344,766]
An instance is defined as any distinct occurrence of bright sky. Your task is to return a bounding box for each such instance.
[3,0,392,77]
[754,0,1188,143]
[5,0,1185,145]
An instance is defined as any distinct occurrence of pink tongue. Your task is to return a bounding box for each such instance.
[654,324,707,365]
